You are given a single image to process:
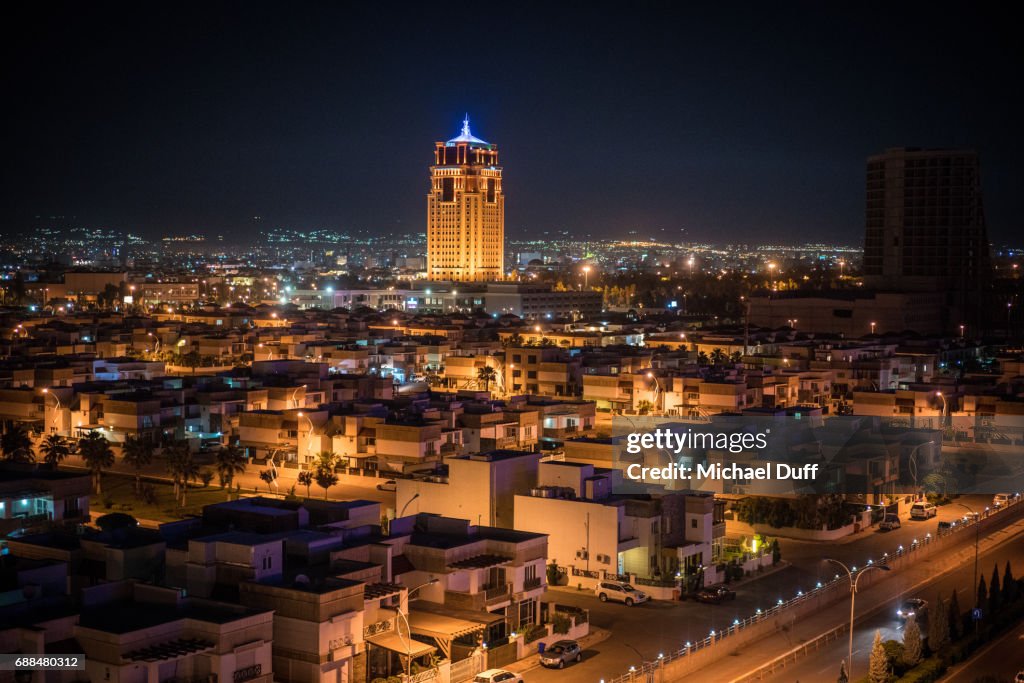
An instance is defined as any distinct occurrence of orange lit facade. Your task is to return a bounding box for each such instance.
[427,116,504,282]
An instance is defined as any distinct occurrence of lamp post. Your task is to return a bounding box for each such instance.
[935,391,948,428]
[394,578,440,675]
[645,372,662,414]
[291,383,307,408]
[297,411,315,462]
[825,558,890,679]
[582,265,591,290]
[870,321,877,335]
[957,502,980,630]
[41,388,61,432]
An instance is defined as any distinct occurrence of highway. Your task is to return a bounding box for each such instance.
[759,522,1024,682]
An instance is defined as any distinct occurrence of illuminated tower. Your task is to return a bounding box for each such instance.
[427,115,504,282]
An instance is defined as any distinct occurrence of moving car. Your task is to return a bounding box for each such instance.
[694,586,737,604]
[910,502,937,519]
[897,598,927,620]
[595,580,649,606]
[879,513,901,530]
[376,480,397,492]
[539,639,582,668]
[473,670,523,683]
[993,493,1013,508]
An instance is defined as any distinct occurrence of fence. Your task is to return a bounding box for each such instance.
[606,495,1023,683]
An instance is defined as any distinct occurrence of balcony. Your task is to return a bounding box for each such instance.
[523,576,542,591]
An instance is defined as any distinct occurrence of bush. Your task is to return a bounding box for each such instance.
[552,612,572,635]
[523,623,548,643]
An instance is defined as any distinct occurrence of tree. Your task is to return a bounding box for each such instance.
[476,366,497,392]
[697,351,710,366]
[709,348,727,365]
[314,451,339,500]
[215,444,247,499]
[902,615,922,667]
[927,593,949,653]
[258,469,277,492]
[770,539,781,565]
[836,659,848,683]
[164,441,199,506]
[78,431,115,494]
[948,587,963,640]
[297,470,314,498]
[868,630,889,683]
[989,564,1002,615]
[199,469,215,487]
[39,434,69,468]
[1,424,35,462]
[1003,561,1016,604]
[977,574,988,616]
[121,435,154,494]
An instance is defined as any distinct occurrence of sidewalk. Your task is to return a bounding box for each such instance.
[503,626,612,675]
[689,515,1024,682]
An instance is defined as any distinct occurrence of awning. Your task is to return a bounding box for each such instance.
[407,610,486,659]
[365,632,436,659]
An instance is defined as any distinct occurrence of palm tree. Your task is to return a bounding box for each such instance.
[164,441,199,505]
[121,435,154,494]
[709,348,727,365]
[39,434,69,468]
[258,469,277,492]
[297,470,314,498]
[477,366,497,392]
[314,451,338,500]
[215,444,247,500]
[1,424,35,462]
[78,431,115,494]
[697,351,710,366]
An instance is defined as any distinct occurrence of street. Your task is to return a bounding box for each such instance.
[759,521,1024,682]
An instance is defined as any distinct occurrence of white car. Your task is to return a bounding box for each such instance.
[910,502,937,519]
[473,670,523,683]
[595,580,649,606]
[993,493,1013,508]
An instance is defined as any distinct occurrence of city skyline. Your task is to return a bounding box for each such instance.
[3,2,1024,243]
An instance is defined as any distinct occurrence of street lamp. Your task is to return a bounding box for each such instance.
[907,440,935,492]
[935,391,947,427]
[297,411,315,462]
[870,321,876,335]
[394,578,440,675]
[41,388,61,431]
[645,372,662,414]
[767,262,777,289]
[291,383,307,408]
[957,502,980,630]
[825,558,890,679]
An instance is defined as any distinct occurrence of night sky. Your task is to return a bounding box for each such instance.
[2,1,1022,243]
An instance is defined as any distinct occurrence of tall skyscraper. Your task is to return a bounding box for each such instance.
[427,116,504,282]
[863,147,990,293]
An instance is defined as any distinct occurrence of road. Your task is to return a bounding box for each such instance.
[759,523,1024,682]
[519,503,1024,683]
[942,620,1024,682]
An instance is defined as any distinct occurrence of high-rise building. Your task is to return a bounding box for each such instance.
[863,147,990,293]
[427,116,504,282]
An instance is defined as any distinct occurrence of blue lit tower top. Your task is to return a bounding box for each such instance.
[427,114,504,282]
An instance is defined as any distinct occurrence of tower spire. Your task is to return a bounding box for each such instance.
[461,113,471,138]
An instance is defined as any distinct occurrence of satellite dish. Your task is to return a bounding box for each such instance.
[294,574,310,586]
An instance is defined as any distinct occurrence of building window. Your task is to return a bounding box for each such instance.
[517,597,537,627]
[691,518,697,529]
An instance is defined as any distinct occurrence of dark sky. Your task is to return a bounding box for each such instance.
[2,1,1022,244]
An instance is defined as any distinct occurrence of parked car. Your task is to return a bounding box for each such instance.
[539,639,582,668]
[694,586,737,604]
[376,479,397,492]
[473,670,523,683]
[897,598,928,620]
[910,502,937,519]
[595,580,649,606]
[993,493,1014,508]
[879,514,901,530]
